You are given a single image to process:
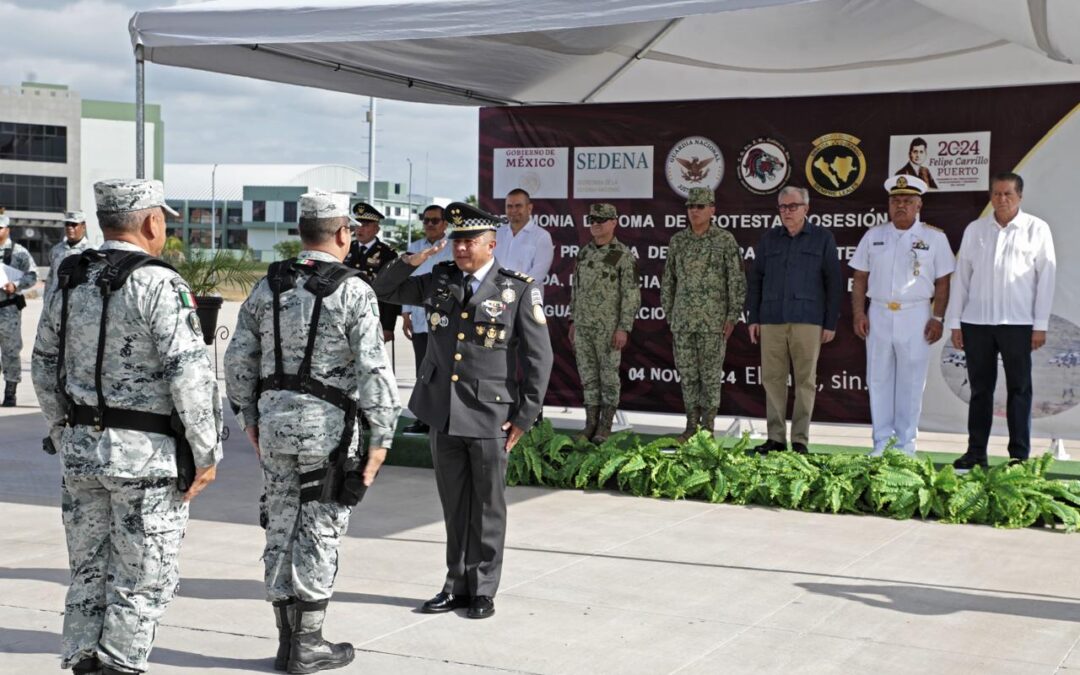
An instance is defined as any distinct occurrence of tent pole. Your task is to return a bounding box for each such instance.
[582,18,681,103]
[135,45,146,179]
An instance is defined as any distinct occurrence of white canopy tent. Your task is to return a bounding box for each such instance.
[127,0,1080,174]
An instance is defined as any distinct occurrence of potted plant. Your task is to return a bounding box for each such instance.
[162,236,263,344]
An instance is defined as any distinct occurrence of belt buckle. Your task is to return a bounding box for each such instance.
[887,301,901,311]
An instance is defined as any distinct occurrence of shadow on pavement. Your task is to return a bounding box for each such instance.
[796,582,1080,621]
[0,626,269,671]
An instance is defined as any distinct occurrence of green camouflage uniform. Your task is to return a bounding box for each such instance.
[571,238,640,406]
[661,225,746,413]
[0,238,38,383]
[32,177,223,675]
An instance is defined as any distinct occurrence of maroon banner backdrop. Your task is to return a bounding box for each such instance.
[478,83,1080,423]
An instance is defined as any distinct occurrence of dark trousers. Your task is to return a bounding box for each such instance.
[962,323,1033,459]
[429,430,508,597]
[412,332,429,377]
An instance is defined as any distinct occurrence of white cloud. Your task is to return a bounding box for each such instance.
[2,0,479,201]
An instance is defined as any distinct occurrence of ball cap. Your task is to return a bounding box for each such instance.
[94,179,179,217]
[685,187,716,206]
[588,203,618,222]
[63,211,86,224]
[300,190,359,224]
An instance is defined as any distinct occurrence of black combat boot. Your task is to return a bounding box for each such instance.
[591,406,617,444]
[288,599,355,674]
[2,381,15,407]
[71,655,101,674]
[676,408,699,443]
[273,598,296,671]
[576,406,600,442]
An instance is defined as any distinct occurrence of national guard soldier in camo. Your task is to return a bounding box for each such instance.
[569,203,641,444]
[373,202,552,620]
[661,187,747,442]
[225,190,400,673]
[31,179,222,675]
[46,210,92,299]
[0,208,39,406]
[342,201,401,343]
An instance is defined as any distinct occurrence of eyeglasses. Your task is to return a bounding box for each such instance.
[778,203,805,212]
[422,218,443,224]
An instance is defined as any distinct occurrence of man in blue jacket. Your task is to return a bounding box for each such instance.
[746,186,842,454]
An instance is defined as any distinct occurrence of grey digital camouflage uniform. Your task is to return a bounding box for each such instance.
[31,239,223,673]
[46,235,92,297]
[0,239,38,383]
[661,225,746,412]
[224,249,401,604]
[571,238,640,406]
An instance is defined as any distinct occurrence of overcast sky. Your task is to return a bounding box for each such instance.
[1,0,480,201]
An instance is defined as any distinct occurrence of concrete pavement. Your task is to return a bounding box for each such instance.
[1,296,1078,674]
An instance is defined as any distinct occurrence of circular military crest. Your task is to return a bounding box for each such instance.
[501,288,516,303]
[736,138,791,195]
[805,133,867,197]
[665,135,724,198]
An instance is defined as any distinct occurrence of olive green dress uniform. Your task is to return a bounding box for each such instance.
[343,202,401,334]
[661,208,746,435]
[372,205,552,600]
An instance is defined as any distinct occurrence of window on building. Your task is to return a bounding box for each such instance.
[287,228,299,236]
[393,183,402,195]
[188,228,210,247]
[0,122,67,162]
[0,174,67,212]
[283,201,297,223]
[227,230,249,249]
[252,200,266,222]
[227,207,242,224]
[188,208,222,225]
[166,227,183,240]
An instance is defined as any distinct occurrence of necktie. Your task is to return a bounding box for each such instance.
[462,275,474,303]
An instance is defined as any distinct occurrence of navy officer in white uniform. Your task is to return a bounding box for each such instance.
[850,175,955,456]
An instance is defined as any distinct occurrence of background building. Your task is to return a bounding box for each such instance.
[165,163,443,260]
[0,81,161,261]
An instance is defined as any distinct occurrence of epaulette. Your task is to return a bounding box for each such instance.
[498,268,533,284]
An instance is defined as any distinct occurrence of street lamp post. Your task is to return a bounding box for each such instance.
[406,158,414,248]
[210,163,218,251]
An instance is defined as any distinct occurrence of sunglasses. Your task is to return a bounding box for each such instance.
[423,218,443,225]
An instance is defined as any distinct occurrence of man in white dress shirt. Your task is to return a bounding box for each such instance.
[946,172,1056,469]
[496,189,554,287]
[851,176,954,456]
[401,204,452,433]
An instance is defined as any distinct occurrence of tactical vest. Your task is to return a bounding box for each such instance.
[55,249,197,490]
[259,257,366,503]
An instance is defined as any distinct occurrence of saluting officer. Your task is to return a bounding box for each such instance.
[851,175,954,456]
[343,201,400,342]
[372,202,552,620]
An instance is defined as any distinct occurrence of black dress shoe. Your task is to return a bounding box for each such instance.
[420,592,469,613]
[467,595,495,619]
[953,451,988,471]
[790,442,809,455]
[403,420,430,434]
[749,439,786,455]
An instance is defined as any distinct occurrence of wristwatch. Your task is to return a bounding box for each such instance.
[931,316,944,323]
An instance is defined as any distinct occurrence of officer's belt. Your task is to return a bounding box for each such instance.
[68,403,175,435]
[871,299,931,311]
[258,374,353,413]
[0,296,21,309]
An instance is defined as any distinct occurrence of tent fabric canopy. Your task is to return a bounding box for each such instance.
[129,0,1080,106]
